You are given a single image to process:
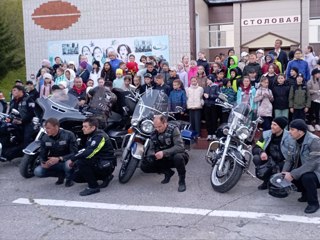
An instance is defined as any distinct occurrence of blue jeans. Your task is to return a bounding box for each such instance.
[34,161,73,181]
[274,109,289,119]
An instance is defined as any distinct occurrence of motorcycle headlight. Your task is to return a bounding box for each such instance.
[236,126,250,140]
[140,120,154,134]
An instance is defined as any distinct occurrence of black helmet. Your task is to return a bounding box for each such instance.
[268,173,296,198]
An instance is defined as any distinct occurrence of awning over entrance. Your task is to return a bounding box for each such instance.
[242,32,299,48]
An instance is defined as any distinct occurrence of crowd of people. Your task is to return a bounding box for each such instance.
[1,39,320,213]
[2,39,319,140]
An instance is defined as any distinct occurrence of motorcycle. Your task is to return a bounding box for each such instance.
[0,108,38,162]
[19,91,90,178]
[118,89,193,184]
[19,89,138,178]
[205,93,263,193]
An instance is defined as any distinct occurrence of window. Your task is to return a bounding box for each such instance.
[309,19,320,43]
[209,24,234,48]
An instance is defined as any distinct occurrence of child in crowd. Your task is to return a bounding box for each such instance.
[186,77,204,137]
[248,68,260,89]
[168,67,180,90]
[307,68,320,131]
[229,68,241,92]
[177,62,188,90]
[196,65,207,88]
[139,73,154,95]
[264,64,278,89]
[287,67,299,86]
[119,62,128,75]
[204,77,221,140]
[86,79,94,88]
[40,73,53,98]
[133,75,142,93]
[54,67,67,85]
[254,76,274,130]
[126,54,139,76]
[289,73,311,120]
[113,69,124,89]
[237,76,257,119]
[122,75,132,91]
[188,60,198,87]
[168,79,186,120]
[221,79,236,123]
[272,74,290,119]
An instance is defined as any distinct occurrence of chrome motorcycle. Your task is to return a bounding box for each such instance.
[205,94,263,193]
[118,89,192,183]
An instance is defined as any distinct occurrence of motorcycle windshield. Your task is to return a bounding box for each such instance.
[132,89,168,122]
[37,90,85,122]
[49,90,79,109]
[228,103,251,123]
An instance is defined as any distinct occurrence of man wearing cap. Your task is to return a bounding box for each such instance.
[253,117,295,190]
[1,85,36,161]
[282,119,320,214]
[238,52,249,72]
[140,73,154,95]
[25,81,39,101]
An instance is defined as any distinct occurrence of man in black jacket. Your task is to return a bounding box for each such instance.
[34,118,78,187]
[273,39,288,71]
[1,85,36,161]
[69,117,116,196]
[141,115,189,192]
[243,54,263,80]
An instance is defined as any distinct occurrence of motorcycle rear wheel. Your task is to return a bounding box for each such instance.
[211,156,243,193]
[118,155,139,184]
[19,153,40,178]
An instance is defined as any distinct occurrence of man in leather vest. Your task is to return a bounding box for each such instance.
[141,115,189,192]
[253,117,295,190]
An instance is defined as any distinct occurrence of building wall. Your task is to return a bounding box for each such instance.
[239,0,302,47]
[195,0,209,57]
[23,0,191,78]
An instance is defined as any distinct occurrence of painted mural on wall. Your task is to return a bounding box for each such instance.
[48,35,169,66]
[32,1,81,30]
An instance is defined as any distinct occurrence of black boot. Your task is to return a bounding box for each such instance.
[55,175,65,185]
[161,169,175,184]
[178,175,186,192]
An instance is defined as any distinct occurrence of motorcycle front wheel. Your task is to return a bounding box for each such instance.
[118,155,139,184]
[19,153,40,178]
[211,156,243,193]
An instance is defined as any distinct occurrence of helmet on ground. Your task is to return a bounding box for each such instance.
[268,173,296,198]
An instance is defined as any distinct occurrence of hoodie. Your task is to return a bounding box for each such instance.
[261,54,280,74]
[226,55,241,79]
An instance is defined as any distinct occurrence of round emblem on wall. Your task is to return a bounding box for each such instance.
[32,1,81,30]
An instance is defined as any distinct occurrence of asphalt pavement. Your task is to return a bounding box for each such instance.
[0,149,319,240]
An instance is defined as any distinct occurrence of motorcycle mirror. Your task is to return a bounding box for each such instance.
[218,93,228,102]
[11,109,20,115]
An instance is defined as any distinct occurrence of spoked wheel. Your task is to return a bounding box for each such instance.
[19,153,40,178]
[210,156,243,193]
[118,155,139,184]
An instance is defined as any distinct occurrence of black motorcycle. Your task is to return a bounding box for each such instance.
[118,89,193,183]
[205,94,263,193]
[19,91,88,178]
[0,107,38,162]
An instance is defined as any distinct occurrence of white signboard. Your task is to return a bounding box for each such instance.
[242,15,300,27]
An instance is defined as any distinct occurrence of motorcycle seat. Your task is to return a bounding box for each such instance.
[107,130,128,138]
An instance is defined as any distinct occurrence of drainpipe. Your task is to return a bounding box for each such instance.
[189,0,196,59]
